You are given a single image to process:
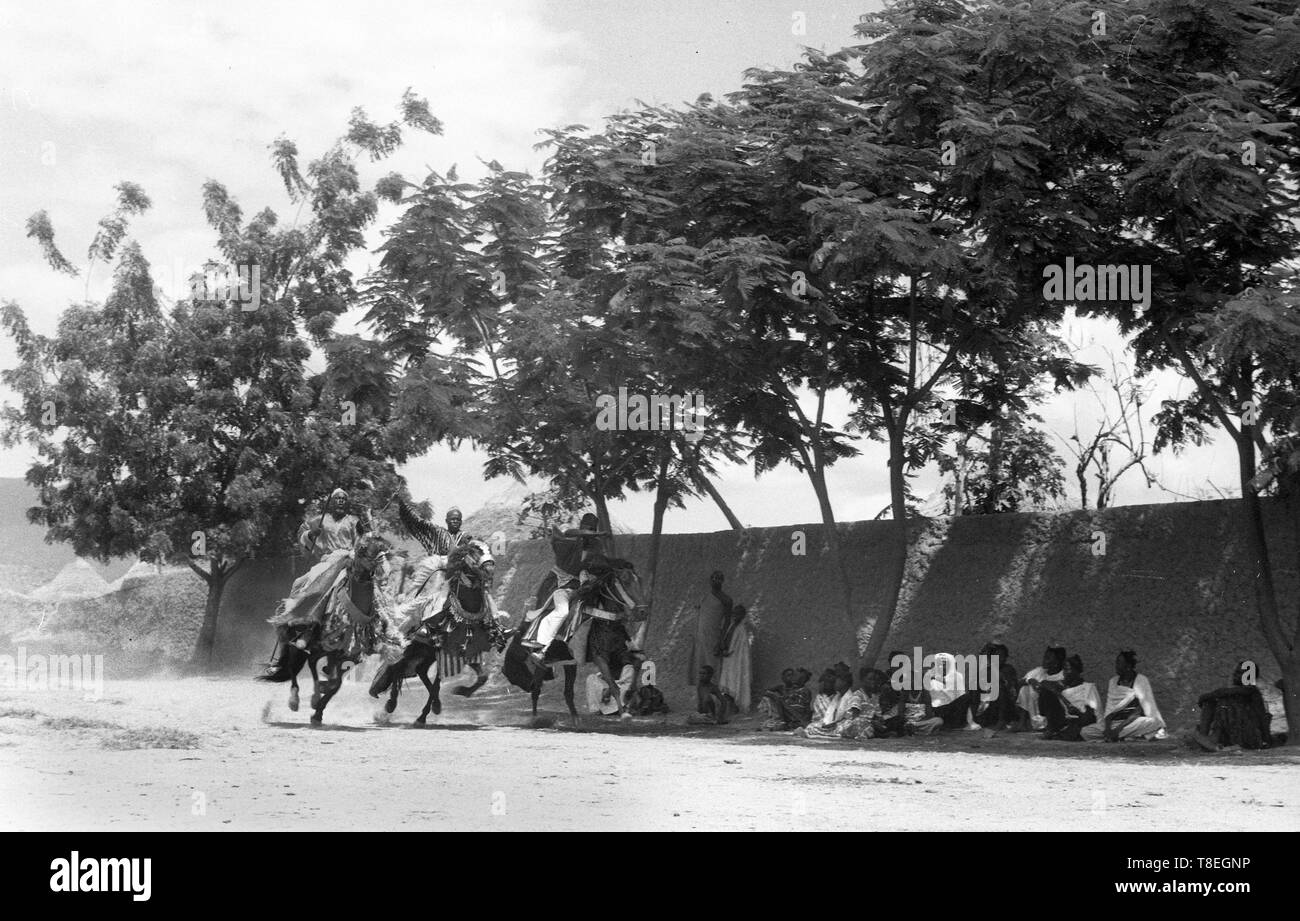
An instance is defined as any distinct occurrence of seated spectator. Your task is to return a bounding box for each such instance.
[587,658,658,716]
[798,669,859,739]
[1081,650,1167,742]
[1038,654,1100,741]
[807,670,839,727]
[758,669,796,718]
[900,684,944,736]
[973,642,1019,731]
[1194,661,1274,751]
[758,668,813,731]
[1013,645,1067,731]
[687,665,734,725]
[837,667,891,740]
[928,652,981,730]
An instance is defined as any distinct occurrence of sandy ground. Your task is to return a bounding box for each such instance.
[1,675,1297,832]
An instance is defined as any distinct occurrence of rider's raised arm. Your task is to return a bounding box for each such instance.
[298,519,318,551]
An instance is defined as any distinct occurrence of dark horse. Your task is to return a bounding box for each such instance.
[502,556,643,721]
[367,540,502,724]
[258,535,394,724]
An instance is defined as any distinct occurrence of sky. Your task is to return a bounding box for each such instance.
[0,0,1240,535]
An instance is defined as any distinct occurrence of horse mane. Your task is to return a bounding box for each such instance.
[443,543,474,572]
[442,540,489,576]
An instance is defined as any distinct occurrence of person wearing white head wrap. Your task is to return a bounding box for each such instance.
[298,488,366,556]
[274,488,369,648]
[927,652,982,730]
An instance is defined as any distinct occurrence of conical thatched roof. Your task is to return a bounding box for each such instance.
[27,558,112,602]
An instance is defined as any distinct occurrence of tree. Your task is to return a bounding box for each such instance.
[2,95,451,664]
[1056,353,1159,509]
[939,410,1067,515]
[935,0,1300,737]
[1072,0,1300,740]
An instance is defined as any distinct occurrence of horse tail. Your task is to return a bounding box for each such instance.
[258,643,306,683]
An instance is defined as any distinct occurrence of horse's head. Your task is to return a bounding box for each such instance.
[445,539,494,587]
[350,535,391,581]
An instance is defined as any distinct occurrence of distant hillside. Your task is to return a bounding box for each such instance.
[462,483,634,544]
[0,478,132,593]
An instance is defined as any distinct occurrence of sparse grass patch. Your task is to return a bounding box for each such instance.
[42,715,121,731]
[0,706,40,720]
[102,726,200,750]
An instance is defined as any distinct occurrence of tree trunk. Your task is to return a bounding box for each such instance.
[952,433,967,515]
[698,474,743,531]
[592,489,614,558]
[1234,434,1297,744]
[644,442,673,640]
[679,438,743,531]
[807,463,858,651]
[858,428,911,672]
[191,566,229,668]
[1280,654,1300,748]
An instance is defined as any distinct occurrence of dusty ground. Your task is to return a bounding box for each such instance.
[1,676,1296,832]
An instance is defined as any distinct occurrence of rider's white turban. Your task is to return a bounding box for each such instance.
[329,488,348,501]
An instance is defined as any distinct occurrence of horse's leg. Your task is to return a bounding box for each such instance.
[312,657,344,725]
[286,642,304,712]
[563,665,579,720]
[429,654,442,716]
[385,673,401,714]
[308,655,323,710]
[384,650,411,714]
[308,655,343,728]
[414,655,438,725]
[454,661,488,697]
[528,665,544,718]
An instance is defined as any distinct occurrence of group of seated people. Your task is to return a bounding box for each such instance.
[753,644,1177,744]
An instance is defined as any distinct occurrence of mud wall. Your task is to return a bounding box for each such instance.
[8,499,1293,730]
[483,499,1295,730]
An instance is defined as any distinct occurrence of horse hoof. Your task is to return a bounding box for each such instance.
[310,714,322,725]
[310,693,321,709]
[414,716,427,726]
[288,690,300,712]
[384,698,397,714]
[432,699,442,715]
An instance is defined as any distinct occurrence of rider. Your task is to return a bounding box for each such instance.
[274,488,369,649]
[396,502,475,629]
[409,542,510,684]
[523,513,610,665]
[574,556,647,714]
[300,487,368,557]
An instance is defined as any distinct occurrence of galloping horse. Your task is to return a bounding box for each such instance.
[259,535,396,724]
[503,556,643,720]
[367,539,504,724]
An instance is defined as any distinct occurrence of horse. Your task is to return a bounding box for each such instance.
[259,535,397,724]
[503,556,644,721]
[367,539,504,724]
